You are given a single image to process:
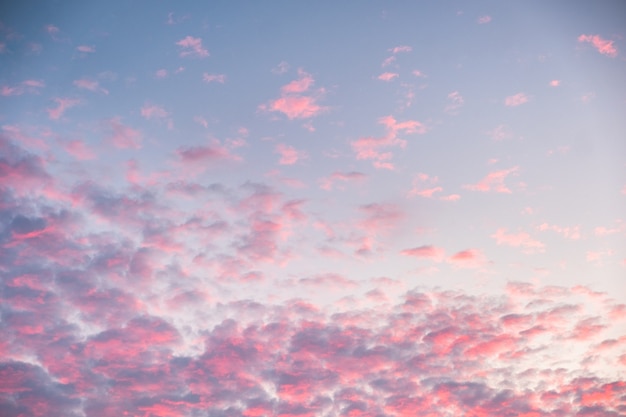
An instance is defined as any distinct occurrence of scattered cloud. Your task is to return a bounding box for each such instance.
[176,36,209,58]
[504,92,529,106]
[491,228,546,253]
[47,98,80,120]
[549,79,561,87]
[76,45,95,53]
[140,103,169,120]
[259,69,326,120]
[477,15,492,24]
[378,72,399,81]
[578,34,618,57]
[400,245,445,262]
[319,171,367,190]
[275,143,305,165]
[352,115,427,170]
[203,73,226,83]
[408,173,443,198]
[73,78,108,94]
[445,91,464,113]
[464,166,519,193]
[106,117,142,149]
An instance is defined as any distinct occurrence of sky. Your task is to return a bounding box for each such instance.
[1,1,625,416]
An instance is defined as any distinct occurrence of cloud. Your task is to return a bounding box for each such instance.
[400,245,445,262]
[504,92,529,106]
[477,15,492,24]
[351,115,427,169]
[319,171,366,190]
[578,34,618,57]
[389,45,412,54]
[106,117,142,149]
[1,80,45,96]
[447,248,487,269]
[63,139,96,160]
[140,103,169,119]
[76,45,95,53]
[202,73,226,83]
[491,228,546,253]
[259,70,326,120]
[537,223,581,240]
[176,36,209,58]
[73,78,108,94]
[408,173,443,198]
[377,72,398,81]
[272,61,290,74]
[463,166,519,193]
[275,143,305,165]
[47,98,80,120]
[445,91,464,114]
[549,79,561,87]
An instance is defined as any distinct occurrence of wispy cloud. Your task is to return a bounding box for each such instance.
[319,171,367,190]
[73,78,108,94]
[107,117,142,149]
[76,45,95,53]
[202,73,226,83]
[504,92,529,106]
[352,115,427,170]
[477,15,492,24]
[491,228,545,253]
[464,166,519,193]
[47,98,80,120]
[578,34,618,57]
[176,36,209,58]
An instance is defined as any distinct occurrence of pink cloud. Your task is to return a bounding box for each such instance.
[76,45,95,53]
[445,91,464,113]
[176,140,240,167]
[477,15,492,24]
[505,92,529,106]
[464,166,519,193]
[73,78,108,94]
[47,97,80,120]
[155,69,168,78]
[176,36,209,57]
[351,115,427,169]
[390,45,412,54]
[400,245,445,262]
[45,24,59,35]
[0,80,45,97]
[260,70,326,120]
[447,248,487,269]
[319,171,366,190]
[377,72,398,81]
[140,103,169,119]
[412,70,426,77]
[281,69,314,93]
[107,117,142,149]
[203,73,226,83]
[549,79,561,87]
[491,228,545,253]
[63,139,96,160]
[578,34,618,57]
[537,223,581,240]
[275,143,304,165]
[408,173,443,198]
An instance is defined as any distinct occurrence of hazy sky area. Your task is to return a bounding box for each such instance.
[1,1,625,416]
